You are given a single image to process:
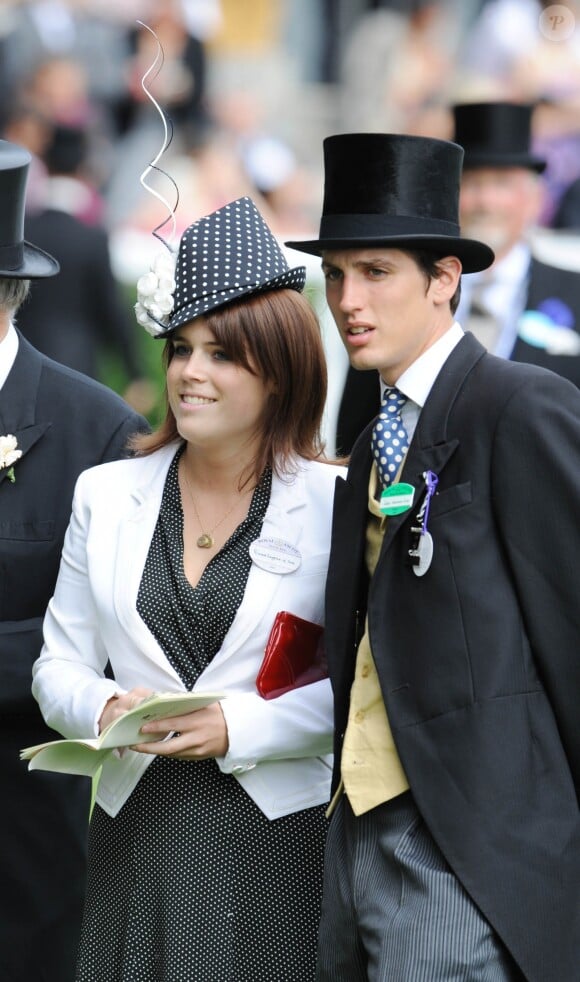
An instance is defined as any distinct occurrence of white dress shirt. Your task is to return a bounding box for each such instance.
[457,242,530,358]
[0,323,19,391]
[380,321,465,442]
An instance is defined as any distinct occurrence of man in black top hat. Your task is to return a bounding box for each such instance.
[335,102,580,455]
[287,132,580,981]
[0,139,147,982]
[454,100,580,385]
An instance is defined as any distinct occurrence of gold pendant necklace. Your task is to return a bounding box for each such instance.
[181,463,243,549]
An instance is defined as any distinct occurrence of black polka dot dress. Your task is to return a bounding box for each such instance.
[75,449,328,982]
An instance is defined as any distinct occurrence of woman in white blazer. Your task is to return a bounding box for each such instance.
[32,198,346,982]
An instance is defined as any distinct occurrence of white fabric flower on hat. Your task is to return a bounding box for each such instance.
[135,250,177,336]
[0,434,22,482]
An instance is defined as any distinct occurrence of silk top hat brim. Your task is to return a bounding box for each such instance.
[0,140,59,278]
[452,102,546,174]
[0,241,60,279]
[161,196,306,336]
[286,133,494,274]
[286,228,493,274]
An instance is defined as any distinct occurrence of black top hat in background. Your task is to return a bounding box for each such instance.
[452,102,546,173]
[0,139,59,278]
[286,133,493,273]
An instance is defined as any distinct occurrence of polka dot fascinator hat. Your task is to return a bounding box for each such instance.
[138,197,307,338]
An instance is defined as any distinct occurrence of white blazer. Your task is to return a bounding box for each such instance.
[32,443,345,819]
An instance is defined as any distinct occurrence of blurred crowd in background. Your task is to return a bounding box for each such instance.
[3,0,580,443]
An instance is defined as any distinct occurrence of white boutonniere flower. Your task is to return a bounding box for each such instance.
[0,434,22,482]
[135,250,177,336]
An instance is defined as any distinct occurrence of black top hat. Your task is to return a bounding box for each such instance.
[0,139,59,278]
[159,196,306,336]
[452,102,546,173]
[286,133,493,274]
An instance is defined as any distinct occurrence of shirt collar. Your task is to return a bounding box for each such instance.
[486,240,530,286]
[0,323,19,391]
[464,241,531,292]
[380,321,464,410]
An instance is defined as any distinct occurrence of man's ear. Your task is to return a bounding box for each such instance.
[431,256,462,304]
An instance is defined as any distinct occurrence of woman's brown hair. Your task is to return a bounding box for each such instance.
[130,288,329,481]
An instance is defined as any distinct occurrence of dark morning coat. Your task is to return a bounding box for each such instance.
[325,332,580,982]
[20,208,142,381]
[335,256,580,455]
[0,333,146,982]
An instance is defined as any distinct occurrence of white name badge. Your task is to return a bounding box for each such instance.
[249,537,302,574]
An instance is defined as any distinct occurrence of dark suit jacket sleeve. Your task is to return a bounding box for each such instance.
[98,407,148,463]
[0,344,148,715]
[491,370,580,786]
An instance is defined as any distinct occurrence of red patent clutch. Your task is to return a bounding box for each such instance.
[256,611,327,700]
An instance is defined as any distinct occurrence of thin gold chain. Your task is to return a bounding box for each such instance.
[181,462,244,549]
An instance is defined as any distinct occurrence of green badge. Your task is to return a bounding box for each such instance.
[379,482,415,516]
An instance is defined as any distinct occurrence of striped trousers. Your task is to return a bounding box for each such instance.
[316,792,524,981]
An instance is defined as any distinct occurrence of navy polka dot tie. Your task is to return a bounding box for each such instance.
[371,387,409,488]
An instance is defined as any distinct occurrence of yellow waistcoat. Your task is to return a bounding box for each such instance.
[328,465,409,817]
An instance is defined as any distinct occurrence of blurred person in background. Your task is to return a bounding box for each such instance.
[16,122,154,414]
[456,0,580,224]
[117,0,210,136]
[457,0,546,90]
[0,98,53,212]
[10,53,118,193]
[0,0,128,141]
[116,113,255,242]
[454,100,580,386]
[0,137,147,982]
[104,0,220,229]
[338,0,476,136]
[211,87,320,237]
[552,171,580,229]
[15,54,95,128]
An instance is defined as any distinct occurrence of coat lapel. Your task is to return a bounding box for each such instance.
[329,447,371,586]
[413,331,487,447]
[323,428,373,686]
[112,445,183,679]
[369,333,486,558]
[0,333,51,486]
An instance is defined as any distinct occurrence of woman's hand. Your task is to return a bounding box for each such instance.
[98,686,155,735]
[132,701,229,760]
